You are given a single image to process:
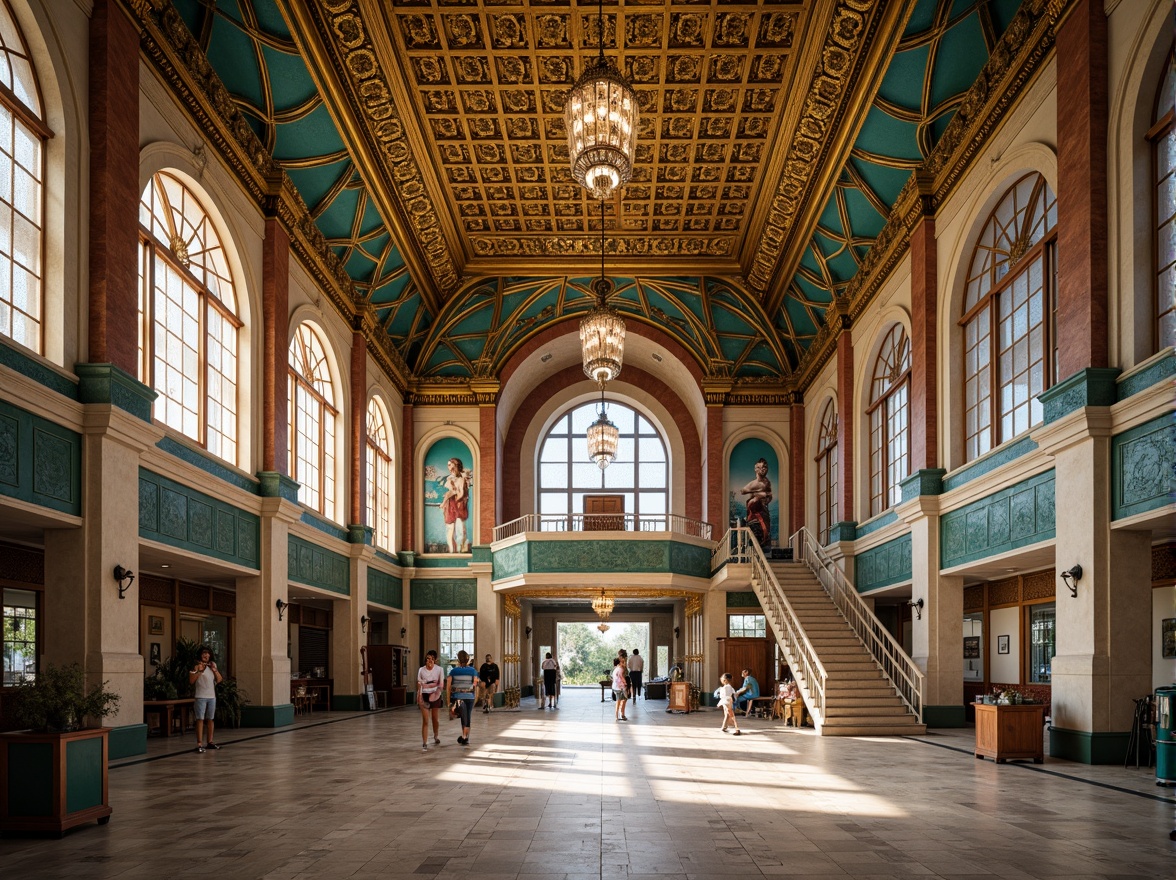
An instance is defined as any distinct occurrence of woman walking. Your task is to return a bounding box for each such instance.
[417,650,444,751]
[541,652,559,709]
[612,655,630,722]
[446,650,478,746]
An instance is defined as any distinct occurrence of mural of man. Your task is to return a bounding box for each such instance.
[739,457,773,550]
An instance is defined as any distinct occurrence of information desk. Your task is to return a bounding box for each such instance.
[290,679,333,711]
[143,698,194,737]
[973,702,1045,763]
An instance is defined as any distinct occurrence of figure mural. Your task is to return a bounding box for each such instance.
[423,438,474,553]
[728,439,779,551]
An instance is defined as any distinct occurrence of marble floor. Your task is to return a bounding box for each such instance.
[3,687,1174,879]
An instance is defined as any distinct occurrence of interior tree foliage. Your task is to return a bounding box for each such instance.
[556,622,650,686]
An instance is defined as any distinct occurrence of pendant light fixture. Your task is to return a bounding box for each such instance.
[586,381,620,470]
[580,199,626,384]
[565,0,638,202]
[591,589,615,619]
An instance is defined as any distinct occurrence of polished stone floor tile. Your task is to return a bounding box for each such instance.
[1,688,1174,879]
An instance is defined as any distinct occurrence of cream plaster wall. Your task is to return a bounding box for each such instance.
[989,605,1020,684]
[1152,585,1176,692]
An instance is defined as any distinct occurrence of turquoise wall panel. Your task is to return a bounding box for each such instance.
[1112,415,1175,520]
[0,399,81,516]
[367,567,403,608]
[139,469,260,568]
[410,579,477,610]
[855,533,912,592]
[493,539,710,579]
[727,591,762,609]
[287,534,350,595]
[940,470,1055,569]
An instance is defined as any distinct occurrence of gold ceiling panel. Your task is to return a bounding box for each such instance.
[380,1,815,268]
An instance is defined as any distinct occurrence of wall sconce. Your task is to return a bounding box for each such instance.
[276,598,288,621]
[360,615,369,633]
[113,565,135,600]
[525,626,532,638]
[400,627,407,639]
[674,626,680,639]
[1059,564,1082,598]
[907,598,924,620]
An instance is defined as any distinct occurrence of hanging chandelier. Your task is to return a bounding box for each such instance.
[580,200,625,384]
[564,0,638,201]
[591,589,615,619]
[586,382,620,470]
[597,622,610,633]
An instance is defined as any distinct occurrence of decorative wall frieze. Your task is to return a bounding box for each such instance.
[470,235,736,260]
[790,0,1067,393]
[751,0,909,302]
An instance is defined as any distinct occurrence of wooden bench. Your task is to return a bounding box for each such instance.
[144,698,194,737]
[743,696,778,718]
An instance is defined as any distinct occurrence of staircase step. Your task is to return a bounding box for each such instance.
[819,722,927,736]
[824,704,912,717]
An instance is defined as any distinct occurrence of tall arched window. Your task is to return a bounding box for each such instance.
[139,172,240,462]
[366,397,394,549]
[868,325,910,517]
[538,400,668,522]
[288,323,337,520]
[961,173,1057,461]
[1153,50,1175,351]
[0,1,48,353]
[815,400,838,545]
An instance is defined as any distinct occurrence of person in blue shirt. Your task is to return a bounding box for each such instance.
[446,650,478,746]
[734,668,760,713]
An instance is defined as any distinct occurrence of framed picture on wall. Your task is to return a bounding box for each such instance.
[997,634,1010,655]
[149,642,161,666]
[148,615,164,635]
[963,636,980,659]
[1163,618,1176,659]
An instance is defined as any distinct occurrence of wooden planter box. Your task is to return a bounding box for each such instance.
[0,727,111,835]
[973,703,1045,764]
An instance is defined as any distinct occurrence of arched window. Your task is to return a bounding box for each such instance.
[537,400,668,522]
[288,323,337,520]
[366,397,394,549]
[815,400,838,545]
[1153,50,1175,351]
[868,325,910,517]
[139,172,240,462]
[961,173,1057,462]
[0,1,48,353]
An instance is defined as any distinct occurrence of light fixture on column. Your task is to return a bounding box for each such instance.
[586,382,619,469]
[1059,564,1082,598]
[113,565,135,600]
[580,200,625,384]
[276,598,288,621]
[564,0,637,201]
[360,615,369,633]
[907,597,924,620]
[591,589,615,620]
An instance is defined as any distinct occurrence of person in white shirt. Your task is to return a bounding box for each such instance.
[189,646,223,753]
[628,649,644,698]
[714,672,741,735]
[416,650,445,751]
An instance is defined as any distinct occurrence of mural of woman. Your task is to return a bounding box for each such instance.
[439,456,470,553]
[740,457,773,550]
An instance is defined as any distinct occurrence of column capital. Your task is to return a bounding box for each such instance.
[1032,406,1114,458]
[257,471,301,503]
[469,379,500,405]
[701,379,732,405]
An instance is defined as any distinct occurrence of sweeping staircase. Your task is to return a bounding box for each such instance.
[718,527,926,736]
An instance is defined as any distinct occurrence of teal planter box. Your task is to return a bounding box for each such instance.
[0,727,112,835]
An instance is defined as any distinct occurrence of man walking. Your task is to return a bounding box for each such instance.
[628,648,644,699]
[478,653,500,713]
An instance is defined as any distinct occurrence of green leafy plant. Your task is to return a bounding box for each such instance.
[143,671,178,701]
[214,677,249,729]
[153,638,204,698]
[11,663,120,732]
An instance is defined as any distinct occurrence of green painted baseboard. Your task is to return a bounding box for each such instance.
[107,723,147,759]
[521,685,534,697]
[334,694,364,712]
[493,692,505,707]
[1049,726,1130,764]
[241,704,295,728]
[924,705,967,728]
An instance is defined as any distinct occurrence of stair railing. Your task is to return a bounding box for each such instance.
[719,527,828,726]
[789,527,924,721]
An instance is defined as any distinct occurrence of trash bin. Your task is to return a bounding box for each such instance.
[1156,685,1176,785]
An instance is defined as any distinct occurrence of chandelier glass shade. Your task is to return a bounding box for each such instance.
[565,55,638,202]
[591,590,615,619]
[580,277,626,384]
[586,388,620,470]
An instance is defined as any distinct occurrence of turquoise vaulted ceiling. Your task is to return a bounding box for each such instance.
[172,0,1028,385]
[782,0,1022,367]
[172,0,430,363]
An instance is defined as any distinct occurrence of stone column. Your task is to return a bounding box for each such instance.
[835,327,855,524]
[1035,410,1152,762]
[702,382,729,533]
[401,402,415,551]
[332,543,374,710]
[43,410,163,750]
[87,0,139,372]
[909,200,938,471]
[349,328,367,530]
[789,398,805,538]
[898,490,964,727]
[261,217,290,477]
[471,382,499,544]
[234,497,299,727]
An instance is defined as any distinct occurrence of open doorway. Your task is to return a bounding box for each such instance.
[556,621,649,685]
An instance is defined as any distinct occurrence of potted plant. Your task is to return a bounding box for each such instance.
[1,663,120,835]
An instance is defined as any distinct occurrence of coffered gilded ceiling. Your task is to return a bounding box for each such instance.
[163,0,1031,386]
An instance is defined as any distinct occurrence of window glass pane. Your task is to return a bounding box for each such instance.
[1028,603,1055,684]
[3,587,37,684]
[438,615,475,664]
